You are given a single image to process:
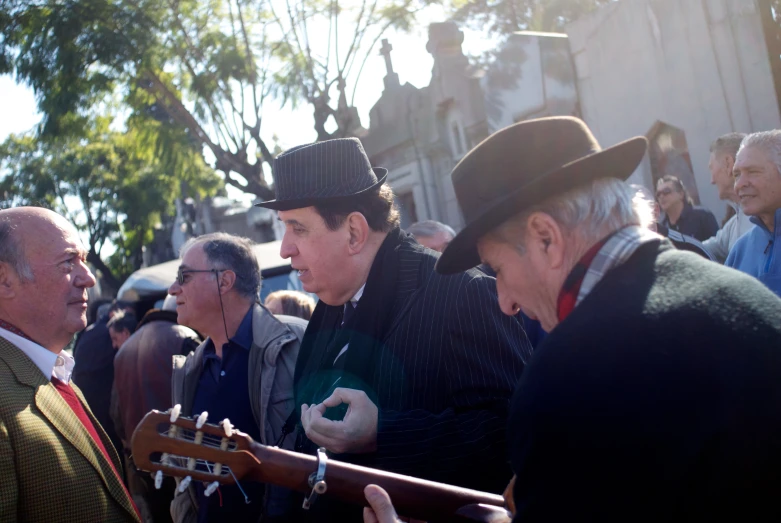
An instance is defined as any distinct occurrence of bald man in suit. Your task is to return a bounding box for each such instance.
[0,207,140,523]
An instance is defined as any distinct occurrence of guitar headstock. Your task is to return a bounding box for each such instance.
[131,408,260,486]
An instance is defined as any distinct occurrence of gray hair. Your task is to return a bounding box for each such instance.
[710,132,746,159]
[0,215,34,282]
[181,232,261,300]
[407,220,456,239]
[738,130,781,176]
[491,177,653,251]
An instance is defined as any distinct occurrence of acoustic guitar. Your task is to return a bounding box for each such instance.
[131,409,512,522]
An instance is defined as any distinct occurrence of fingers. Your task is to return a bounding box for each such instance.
[307,413,347,440]
[363,506,380,523]
[364,485,400,523]
[302,403,344,449]
[322,387,367,408]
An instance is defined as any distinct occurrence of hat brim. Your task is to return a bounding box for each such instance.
[255,169,388,211]
[435,137,648,275]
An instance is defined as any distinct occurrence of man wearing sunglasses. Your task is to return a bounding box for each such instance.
[167,232,308,523]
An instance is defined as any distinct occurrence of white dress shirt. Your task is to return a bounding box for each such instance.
[333,284,365,364]
[0,326,75,383]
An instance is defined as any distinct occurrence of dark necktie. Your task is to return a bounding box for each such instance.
[342,301,357,328]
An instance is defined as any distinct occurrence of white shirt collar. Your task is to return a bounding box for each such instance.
[0,327,75,383]
[350,284,366,307]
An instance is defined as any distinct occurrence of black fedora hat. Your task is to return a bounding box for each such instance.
[436,117,648,275]
[255,137,388,211]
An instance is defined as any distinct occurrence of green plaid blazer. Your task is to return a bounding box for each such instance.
[0,335,140,523]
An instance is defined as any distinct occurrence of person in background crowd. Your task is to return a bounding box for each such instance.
[656,175,719,241]
[406,220,456,252]
[264,289,316,321]
[107,310,138,350]
[365,117,781,523]
[111,295,201,523]
[633,185,714,260]
[168,233,306,523]
[256,137,531,521]
[72,299,135,466]
[703,132,753,262]
[0,207,140,523]
[726,130,781,296]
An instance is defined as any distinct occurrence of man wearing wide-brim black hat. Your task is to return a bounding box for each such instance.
[256,137,532,521]
[364,116,781,523]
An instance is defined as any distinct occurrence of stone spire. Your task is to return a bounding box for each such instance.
[380,38,400,90]
[426,22,468,69]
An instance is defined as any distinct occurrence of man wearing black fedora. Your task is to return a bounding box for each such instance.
[364,116,781,522]
[256,137,532,520]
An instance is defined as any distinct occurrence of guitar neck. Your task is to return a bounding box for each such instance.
[131,410,506,522]
[248,444,505,522]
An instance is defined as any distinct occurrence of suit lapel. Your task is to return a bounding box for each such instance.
[0,337,137,521]
[382,244,431,340]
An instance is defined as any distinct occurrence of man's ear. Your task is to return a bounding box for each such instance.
[346,212,370,255]
[217,270,237,294]
[0,262,18,299]
[526,212,566,269]
[725,154,735,174]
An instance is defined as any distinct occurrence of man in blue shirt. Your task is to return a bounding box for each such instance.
[167,233,307,523]
[726,131,781,297]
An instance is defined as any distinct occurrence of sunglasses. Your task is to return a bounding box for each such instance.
[176,268,224,286]
[656,187,673,198]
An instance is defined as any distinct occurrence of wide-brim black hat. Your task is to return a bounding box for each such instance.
[436,117,648,275]
[255,137,388,211]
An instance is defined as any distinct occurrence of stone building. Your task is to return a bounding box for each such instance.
[364,0,781,229]
[361,23,578,230]
[568,0,781,220]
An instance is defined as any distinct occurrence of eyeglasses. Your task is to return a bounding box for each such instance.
[176,268,224,286]
[656,187,673,198]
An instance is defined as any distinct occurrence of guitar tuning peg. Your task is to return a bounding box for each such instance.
[170,404,182,423]
[204,481,220,497]
[154,470,163,490]
[221,418,233,437]
[196,411,209,429]
[178,476,192,493]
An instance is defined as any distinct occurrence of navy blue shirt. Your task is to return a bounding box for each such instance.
[192,307,265,523]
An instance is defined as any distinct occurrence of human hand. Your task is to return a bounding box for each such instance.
[363,485,402,523]
[300,387,378,454]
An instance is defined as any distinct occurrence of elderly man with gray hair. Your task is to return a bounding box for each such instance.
[167,232,307,523]
[406,219,456,253]
[362,117,781,523]
[726,130,781,296]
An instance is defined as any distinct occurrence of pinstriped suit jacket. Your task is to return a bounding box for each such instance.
[296,240,532,508]
[0,336,140,523]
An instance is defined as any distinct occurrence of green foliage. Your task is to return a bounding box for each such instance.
[0,121,221,288]
[0,0,428,198]
[449,0,616,37]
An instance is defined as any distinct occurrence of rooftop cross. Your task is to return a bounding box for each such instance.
[380,39,394,75]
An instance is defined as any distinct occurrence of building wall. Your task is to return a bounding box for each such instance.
[568,0,781,219]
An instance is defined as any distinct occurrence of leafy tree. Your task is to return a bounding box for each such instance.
[0,118,221,290]
[449,0,615,37]
[0,0,428,198]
